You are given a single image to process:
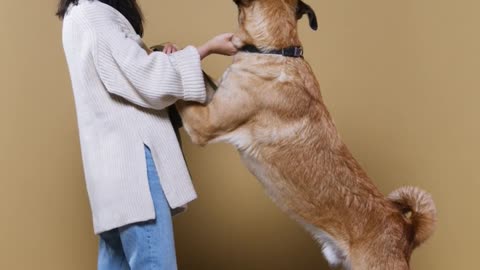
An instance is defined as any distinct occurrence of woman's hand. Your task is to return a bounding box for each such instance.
[162,42,178,55]
[198,33,238,60]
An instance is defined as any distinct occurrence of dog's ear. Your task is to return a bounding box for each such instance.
[233,0,253,7]
[296,0,318,31]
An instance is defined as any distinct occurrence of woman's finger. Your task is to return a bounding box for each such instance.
[221,33,234,41]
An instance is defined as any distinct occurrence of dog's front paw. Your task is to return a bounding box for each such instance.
[232,34,245,49]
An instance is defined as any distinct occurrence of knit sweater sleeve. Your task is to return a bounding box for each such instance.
[90,18,206,110]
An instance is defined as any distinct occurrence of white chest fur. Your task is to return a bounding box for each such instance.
[211,122,349,268]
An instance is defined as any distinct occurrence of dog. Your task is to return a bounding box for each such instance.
[176,1,437,269]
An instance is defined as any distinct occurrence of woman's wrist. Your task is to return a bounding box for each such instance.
[197,43,212,60]
[197,33,237,60]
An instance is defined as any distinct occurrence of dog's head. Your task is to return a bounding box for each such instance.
[232,0,317,49]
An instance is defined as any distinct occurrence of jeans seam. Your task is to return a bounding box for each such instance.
[145,146,157,269]
[146,225,157,270]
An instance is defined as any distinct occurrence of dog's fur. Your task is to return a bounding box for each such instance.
[176,1,437,269]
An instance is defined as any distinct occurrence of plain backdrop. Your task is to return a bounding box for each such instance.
[1,0,479,269]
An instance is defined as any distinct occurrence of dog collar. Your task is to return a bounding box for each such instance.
[240,45,304,58]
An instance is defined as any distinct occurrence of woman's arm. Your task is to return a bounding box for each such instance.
[92,27,201,110]
[156,34,238,60]
[91,22,236,110]
[197,33,238,60]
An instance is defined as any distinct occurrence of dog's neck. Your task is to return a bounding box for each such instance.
[233,23,303,53]
[240,44,304,58]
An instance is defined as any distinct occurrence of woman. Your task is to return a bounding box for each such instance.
[56,0,237,269]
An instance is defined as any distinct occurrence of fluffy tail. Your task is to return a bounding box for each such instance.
[388,186,437,248]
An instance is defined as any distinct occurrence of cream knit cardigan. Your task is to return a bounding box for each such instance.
[62,0,206,234]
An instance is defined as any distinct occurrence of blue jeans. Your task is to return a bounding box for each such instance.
[98,146,177,270]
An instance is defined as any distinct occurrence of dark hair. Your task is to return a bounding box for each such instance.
[56,0,144,37]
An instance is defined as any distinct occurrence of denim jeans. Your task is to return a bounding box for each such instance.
[97,146,177,270]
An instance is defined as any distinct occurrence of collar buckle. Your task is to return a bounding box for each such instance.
[282,47,304,57]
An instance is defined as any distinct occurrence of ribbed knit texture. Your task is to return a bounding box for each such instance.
[62,0,206,234]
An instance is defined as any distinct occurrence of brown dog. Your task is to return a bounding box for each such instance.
[176,1,436,269]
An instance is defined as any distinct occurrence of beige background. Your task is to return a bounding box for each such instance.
[1,0,478,269]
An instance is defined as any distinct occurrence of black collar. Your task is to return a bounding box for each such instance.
[240,45,304,58]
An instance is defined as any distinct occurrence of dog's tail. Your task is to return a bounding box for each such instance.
[387,186,437,248]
